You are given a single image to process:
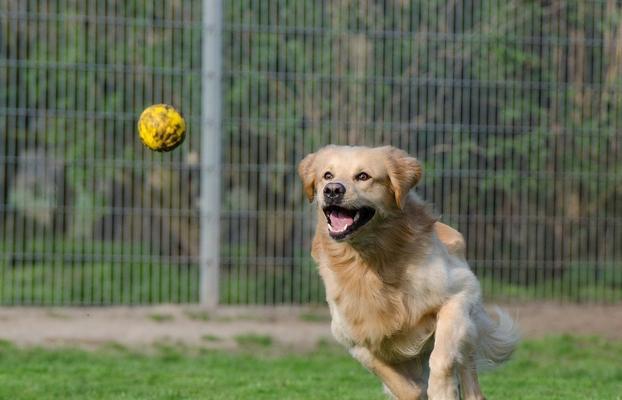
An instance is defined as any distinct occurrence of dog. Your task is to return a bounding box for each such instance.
[298,145,518,400]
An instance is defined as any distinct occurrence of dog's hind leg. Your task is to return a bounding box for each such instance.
[433,222,466,259]
[458,354,485,400]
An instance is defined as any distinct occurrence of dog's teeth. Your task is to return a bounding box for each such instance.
[328,224,348,233]
[353,212,359,222]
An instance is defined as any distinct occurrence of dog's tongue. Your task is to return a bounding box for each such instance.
[330,210,354,231]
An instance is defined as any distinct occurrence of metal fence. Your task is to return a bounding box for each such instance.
[0,0,204,305]
[1,0,621,305]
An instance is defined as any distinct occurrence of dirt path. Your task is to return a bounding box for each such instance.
[0,302,620,350]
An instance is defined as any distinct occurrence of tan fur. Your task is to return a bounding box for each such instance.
[299,145,519,400]
[383,146,423,209]
[433,223,466,259]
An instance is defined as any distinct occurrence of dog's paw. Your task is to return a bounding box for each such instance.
[463,395,486,400]
[427,375,458,400]
[383,383,426,400]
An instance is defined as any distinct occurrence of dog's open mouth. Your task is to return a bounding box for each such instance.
[322,206,376,240]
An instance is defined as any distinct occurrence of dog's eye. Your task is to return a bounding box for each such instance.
[355,172,371,181]
[323,171,333,180]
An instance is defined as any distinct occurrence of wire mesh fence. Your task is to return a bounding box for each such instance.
[1,0,621,305]
[0,0,204,304]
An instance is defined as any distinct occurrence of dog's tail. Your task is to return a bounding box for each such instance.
[474,305,520,370]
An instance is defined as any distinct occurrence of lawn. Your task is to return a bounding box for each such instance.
[0,336,620,400]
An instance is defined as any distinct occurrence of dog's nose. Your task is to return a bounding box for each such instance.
[323,182,345,202]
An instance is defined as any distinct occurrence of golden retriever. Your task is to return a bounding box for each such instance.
[298,145,518,400]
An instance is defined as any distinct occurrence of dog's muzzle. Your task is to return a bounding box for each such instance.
[322,205,376,241]
[323,182,345,205]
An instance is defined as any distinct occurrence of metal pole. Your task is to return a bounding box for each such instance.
[200,0,222,307]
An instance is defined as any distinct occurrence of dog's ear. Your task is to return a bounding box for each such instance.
[298,152,317,202]
[384,147,422,209]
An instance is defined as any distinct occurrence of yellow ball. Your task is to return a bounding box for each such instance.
[138,104,186,152]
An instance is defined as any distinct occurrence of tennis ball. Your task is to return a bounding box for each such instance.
[138,104,186,152]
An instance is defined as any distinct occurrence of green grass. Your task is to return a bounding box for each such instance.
[184,309,211,321]
[481,336,622,399]
[299,311,331,322]
[200,334,221,342]
[148,313,175,323]
[0,336,620,399]
[234,334,273,348]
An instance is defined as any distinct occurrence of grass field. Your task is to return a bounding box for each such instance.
[0,336,620,400]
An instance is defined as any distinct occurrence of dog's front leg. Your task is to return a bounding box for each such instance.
[350,347,424,400]
[427,295,475,400]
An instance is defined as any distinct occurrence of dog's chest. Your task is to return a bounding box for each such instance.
[321,262,438,360]
[322,264,410,346]
[328,294,436,360]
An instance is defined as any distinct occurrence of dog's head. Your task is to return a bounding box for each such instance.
[298,145,422,241]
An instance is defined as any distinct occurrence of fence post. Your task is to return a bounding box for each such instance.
[200,0,222,307]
